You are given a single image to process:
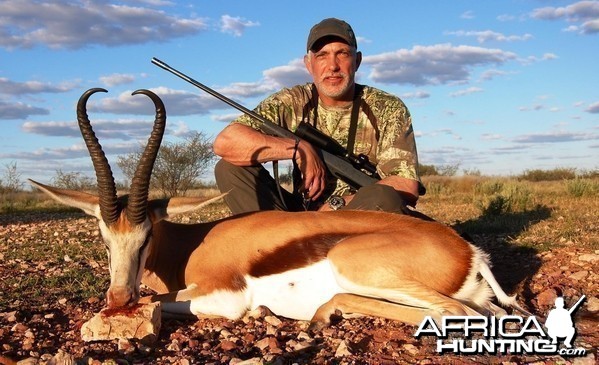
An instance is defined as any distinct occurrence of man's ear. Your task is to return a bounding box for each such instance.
[355,51,362,70]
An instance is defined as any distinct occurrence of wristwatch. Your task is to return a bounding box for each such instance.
[328,195,346,211]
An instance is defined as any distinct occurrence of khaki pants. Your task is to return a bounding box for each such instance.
[214,159,411,215]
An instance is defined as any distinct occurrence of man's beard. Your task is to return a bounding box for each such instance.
[316,72,353,100]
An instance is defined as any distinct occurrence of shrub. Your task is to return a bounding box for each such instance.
[566,178,599,197]
[474,181,535,216]
[474,180,504,195]
[519,168,576,182]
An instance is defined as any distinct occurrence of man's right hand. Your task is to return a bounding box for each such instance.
[214,123,328,201]
[294,140,327,201]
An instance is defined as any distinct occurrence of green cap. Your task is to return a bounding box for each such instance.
[307,18,357,52]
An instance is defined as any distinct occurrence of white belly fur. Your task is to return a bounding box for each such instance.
[245,259,344,321]
[185,259,343,321]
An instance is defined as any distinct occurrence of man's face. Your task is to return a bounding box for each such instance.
[304,40,362,106]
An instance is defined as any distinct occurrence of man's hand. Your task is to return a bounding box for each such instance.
[294,140,327,201]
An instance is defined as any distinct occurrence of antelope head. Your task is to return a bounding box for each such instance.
[30,88,203,308]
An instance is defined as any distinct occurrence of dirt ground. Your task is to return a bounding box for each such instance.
[0,211,597,365]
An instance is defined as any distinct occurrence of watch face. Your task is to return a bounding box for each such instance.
[329,195,345,210]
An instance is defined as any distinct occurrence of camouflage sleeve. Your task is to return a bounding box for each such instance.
[375,99,421,183]
[230,87,304,131]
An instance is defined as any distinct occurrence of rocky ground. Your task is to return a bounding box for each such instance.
[0,211,597,365]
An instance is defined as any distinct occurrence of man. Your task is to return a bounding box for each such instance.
[213,18,424,215]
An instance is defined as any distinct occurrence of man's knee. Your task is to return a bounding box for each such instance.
[215,159,242,183]
[345,184,407,213]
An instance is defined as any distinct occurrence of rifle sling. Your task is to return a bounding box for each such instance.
[346,85,363,157]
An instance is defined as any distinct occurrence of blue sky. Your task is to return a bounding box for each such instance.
[1,0,598,185]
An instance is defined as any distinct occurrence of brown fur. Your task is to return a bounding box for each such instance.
[248,233,347,277]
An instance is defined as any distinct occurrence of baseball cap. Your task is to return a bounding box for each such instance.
[306,18,357,52]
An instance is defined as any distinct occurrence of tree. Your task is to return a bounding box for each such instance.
[52,170,95,190]
[117,131,215,197]
[0,162,24,193]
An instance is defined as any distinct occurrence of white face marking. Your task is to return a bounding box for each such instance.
[245,259,344,321]
[99,219,152,304]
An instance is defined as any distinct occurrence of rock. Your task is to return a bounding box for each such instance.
[255,337,271,350]
[11,323,28,333]
[536,288,557,307]
[80,302,161,343]
[578,254,599,263]
[572,352,595,365]
[569,270,588,281]
[47,350,76,365]
[402,344,419,356]
[264,316,282,327]
[220,340,237,351]
[334,341,352,357]
[586,296,599,312]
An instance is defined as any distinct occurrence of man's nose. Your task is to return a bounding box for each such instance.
[327,56,340,71]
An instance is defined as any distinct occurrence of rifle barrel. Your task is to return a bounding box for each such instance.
[151,58,270,126]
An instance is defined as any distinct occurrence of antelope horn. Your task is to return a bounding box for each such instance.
[127,89,166,225]
[77,88,120,225]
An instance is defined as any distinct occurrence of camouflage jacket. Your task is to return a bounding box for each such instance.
[232,83,422,198]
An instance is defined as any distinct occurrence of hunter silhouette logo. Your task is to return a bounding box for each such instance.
[414,294,588,356]
[545,295,585,349]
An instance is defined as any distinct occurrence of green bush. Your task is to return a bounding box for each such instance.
[519,168,576,182]
[566,178,599,197]
[474,181,535,216]
[474,180,504,196]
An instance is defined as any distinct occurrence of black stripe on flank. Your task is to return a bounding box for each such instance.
[248,233,347,278]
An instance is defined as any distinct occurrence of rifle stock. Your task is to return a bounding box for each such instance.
[151,57,379,189]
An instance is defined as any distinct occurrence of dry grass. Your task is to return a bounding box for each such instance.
[418,176,599,251]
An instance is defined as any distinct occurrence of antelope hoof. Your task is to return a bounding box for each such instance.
[308,319,328,333]
[308,309,343,333]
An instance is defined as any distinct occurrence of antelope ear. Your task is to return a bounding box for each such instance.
[29,179,101,219]
[148,193,227,222]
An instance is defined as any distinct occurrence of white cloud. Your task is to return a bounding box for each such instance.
[0,77,76,95]
[513,131,599,143]
[449,87,483,97]
[0,100,49,119]
[479,69,512,81]
[586,101,599,113]
[89,87,226,116]
[99,73,136,87]
[399,90,430,99]
[363,43,516,86]
[445,30,533,43]
[461,11,475,20]
[0,0,208,49]
[219,15,259,37]
[531,1,599,35]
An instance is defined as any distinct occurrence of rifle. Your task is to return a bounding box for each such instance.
[151,57,380,190]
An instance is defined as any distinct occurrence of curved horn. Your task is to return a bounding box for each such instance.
[127,89,166,225]
[77,88,120,225]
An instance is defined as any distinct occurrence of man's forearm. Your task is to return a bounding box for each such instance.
[213,124,297,166]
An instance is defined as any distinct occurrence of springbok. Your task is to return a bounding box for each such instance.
[30,88,527,332]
